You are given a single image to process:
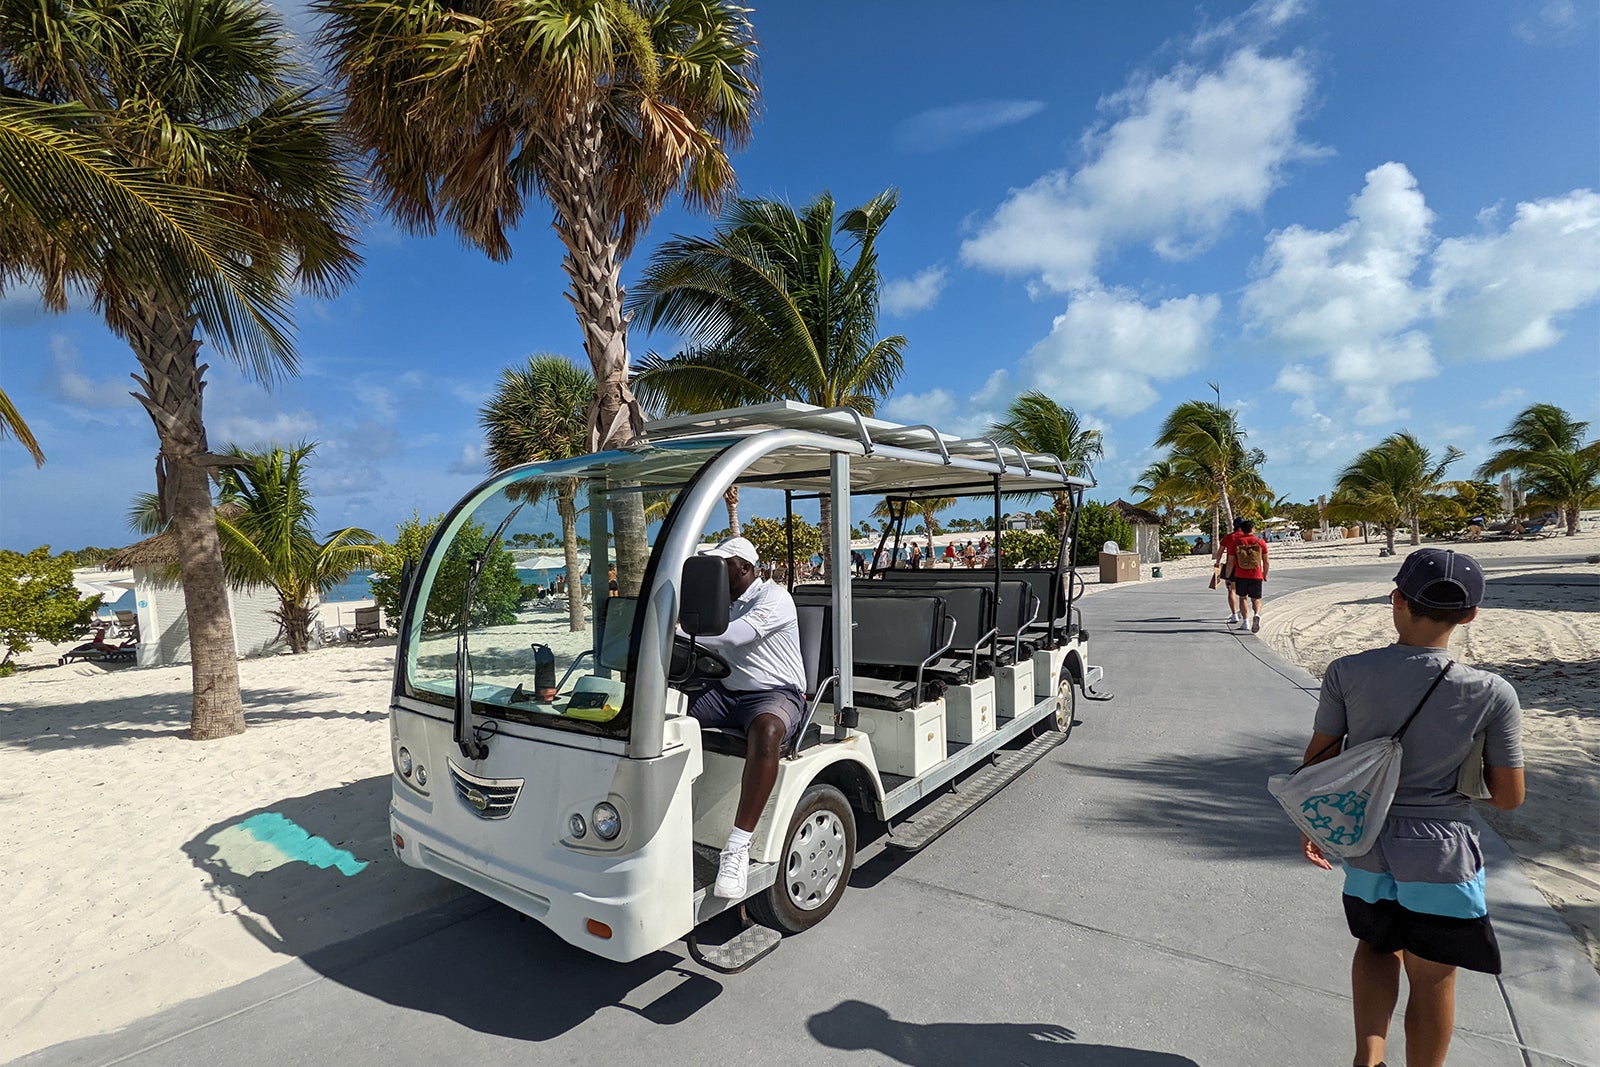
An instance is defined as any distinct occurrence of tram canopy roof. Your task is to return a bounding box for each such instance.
[643,402,1096,499]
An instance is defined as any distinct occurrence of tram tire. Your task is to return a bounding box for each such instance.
[1034,664,1076,738]
[748,783,855,935]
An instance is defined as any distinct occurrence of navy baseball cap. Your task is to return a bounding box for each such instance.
[1394,548,1485,608]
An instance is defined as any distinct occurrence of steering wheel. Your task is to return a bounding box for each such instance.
[670,633,731,684]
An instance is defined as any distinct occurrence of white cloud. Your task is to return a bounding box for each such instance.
[881,369,1011,439]
[893,100,1046,152]
[1480,386,1526,409]
[881,267,948,317]
[1023,287,1219,417]
[45,336,129,409]
[961,48,1321,290]
[1430,188,1600,360]
[447,442,483,477]
[1244,162,1439,419]
[211,410,320,446]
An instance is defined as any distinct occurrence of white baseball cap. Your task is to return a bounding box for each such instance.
[701,535,759,566]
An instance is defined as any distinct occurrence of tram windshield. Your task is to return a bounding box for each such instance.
[401,439,732,740]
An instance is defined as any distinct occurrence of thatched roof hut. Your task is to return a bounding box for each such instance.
[106,503,243,578]
[1111,498,1164,564]
[103,504,285,666]
[1110,499,1162,526]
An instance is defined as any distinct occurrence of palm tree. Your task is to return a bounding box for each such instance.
[0,387,43,466]
[629,190,908,576]
[1151,399,1268,546]
[480,355,595,632]
[1477,403,1598,535]
[1,0,363,739]
[316,0,759,456]
[2,100,294,468]
[215,445,379,653]
[871,496,955,558]
[1329,432,1463,552]
[988,391,1102,546]
[1133,458,1200,517]
[0,98,295,355]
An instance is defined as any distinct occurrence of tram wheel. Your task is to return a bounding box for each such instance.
[748,783,855,934]
[1034,663,1076,738]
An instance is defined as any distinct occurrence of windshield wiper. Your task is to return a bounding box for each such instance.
[455,503,524,760]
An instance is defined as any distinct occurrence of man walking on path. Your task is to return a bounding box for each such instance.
[1213,517,1246,624]
[1228,519,1268,631]
[1297,548,1524,1067]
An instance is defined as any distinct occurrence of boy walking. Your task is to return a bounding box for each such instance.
[1298,548,1524,1067]
[1228,519,1268,632]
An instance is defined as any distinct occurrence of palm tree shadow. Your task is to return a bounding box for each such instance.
[807,1000,1198,1065]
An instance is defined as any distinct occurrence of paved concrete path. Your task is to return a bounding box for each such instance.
[18,570,1597,1066]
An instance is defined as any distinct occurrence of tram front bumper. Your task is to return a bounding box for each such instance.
[389,802,685,963]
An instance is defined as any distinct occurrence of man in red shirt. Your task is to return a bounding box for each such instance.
[1213,517,1247,624]
[1228,519,1269,632]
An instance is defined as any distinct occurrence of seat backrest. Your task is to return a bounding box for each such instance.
[1000,568,1068,623]
[879,572,1030,637]
[856,580,991,653]
[795,603,832,697]
[851,594,947,668]
[355,605,380,628]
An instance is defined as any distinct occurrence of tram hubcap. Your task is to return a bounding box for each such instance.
[786,811,846,910]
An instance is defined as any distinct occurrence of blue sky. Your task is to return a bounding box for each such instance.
[3,0,1598,550]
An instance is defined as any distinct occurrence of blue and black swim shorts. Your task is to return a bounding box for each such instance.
[1341,814,1501,973]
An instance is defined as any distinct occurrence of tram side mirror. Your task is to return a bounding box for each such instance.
[680,556,730,636]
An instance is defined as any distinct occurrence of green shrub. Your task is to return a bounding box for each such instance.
[1,547,99,671]
[743,515,823,569]
[998,530,1060,568]
[370,511,521,633]
[1072,501,1134,566]
[1158,525,1195,561]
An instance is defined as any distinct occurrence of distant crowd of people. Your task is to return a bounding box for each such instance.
[849,537,992,576]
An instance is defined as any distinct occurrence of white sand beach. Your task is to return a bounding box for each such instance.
[2,532,1594,1058]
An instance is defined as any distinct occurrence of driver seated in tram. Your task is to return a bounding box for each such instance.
[686,536,807,899]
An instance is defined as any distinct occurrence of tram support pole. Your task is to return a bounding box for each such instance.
[830,453,856,731]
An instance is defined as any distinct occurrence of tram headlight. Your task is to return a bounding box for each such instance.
[592,802,621,841]
[569,813,588,839]
[396,746,413,777]
[414,764,427,787]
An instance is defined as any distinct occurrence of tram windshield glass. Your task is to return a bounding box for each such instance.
[401,439,731,739]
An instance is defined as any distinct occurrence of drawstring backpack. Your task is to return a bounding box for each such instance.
[1268,661,1453,859]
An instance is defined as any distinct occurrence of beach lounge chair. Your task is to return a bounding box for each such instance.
[114,609,139,638]
[350,605,386,641]
[58,626,137,665]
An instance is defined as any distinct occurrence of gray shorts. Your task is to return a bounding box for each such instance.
[689,682,806,741]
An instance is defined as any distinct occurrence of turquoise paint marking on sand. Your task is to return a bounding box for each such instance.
[238,812,369,876]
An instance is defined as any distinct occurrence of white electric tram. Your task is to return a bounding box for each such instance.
[387,403,1109,970]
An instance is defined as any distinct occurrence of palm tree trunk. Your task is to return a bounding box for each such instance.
[546,114,648,595]
[1385,526,1396,553]
[724,486,741,536]
[558,486,585,633]
[125,297,244,740]
[1567,504,1579,536]
[1409,516,1421,545]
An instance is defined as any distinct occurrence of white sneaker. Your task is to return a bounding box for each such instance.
[1251,615,1261,633]
[1228,613,1240,625]
[714,844,749,898]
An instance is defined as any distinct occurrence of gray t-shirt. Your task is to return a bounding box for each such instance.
[1314,644,1523,820]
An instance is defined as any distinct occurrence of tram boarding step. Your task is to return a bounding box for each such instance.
[886,730,1068,853]
[686,915,782,974]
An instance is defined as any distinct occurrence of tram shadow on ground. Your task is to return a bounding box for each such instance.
[182,776,723,1043]
[808,1000,1200,1066]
